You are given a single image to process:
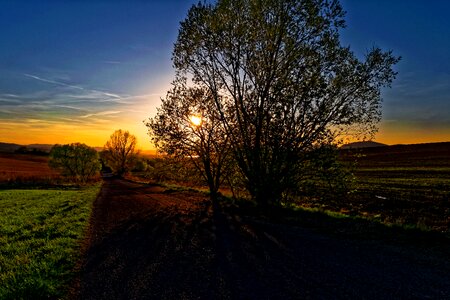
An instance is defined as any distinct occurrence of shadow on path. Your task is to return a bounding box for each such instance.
[74,178,450,299]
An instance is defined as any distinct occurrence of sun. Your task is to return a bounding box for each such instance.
[189,115,202,126]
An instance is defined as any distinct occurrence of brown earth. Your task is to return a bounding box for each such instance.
[338,142,450,231]
[340,141,450,168]
[74,178,450,299]
[0,153,60,183]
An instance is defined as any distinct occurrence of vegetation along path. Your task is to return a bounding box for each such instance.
[74,178,450,299]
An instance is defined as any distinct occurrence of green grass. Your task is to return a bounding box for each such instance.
[355,165,450,170]
[0,184,100,299]
[290,205,433,232]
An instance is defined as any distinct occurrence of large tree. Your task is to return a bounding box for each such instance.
[103,129,138,176]
[49,143,100,183]
[146,82,232,201]
[172,0,399,205]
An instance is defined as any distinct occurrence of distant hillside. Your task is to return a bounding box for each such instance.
[341,141,450,168]
[341,141,387,149]
[0,142,22,153]
[26,144,55,152]
[0,142,55,153]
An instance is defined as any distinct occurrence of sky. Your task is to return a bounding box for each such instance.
[0,0,449,150]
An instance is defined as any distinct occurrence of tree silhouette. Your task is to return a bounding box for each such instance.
[103,129,138,176]
[171,0,399,205]
[146,82,232,201]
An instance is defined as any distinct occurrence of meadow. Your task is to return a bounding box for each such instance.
[0,185,100,299]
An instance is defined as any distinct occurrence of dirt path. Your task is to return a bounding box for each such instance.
[75,178,450,299]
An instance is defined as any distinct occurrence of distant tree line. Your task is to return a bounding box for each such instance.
[15,146,48,156]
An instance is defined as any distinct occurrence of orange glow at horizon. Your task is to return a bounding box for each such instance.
[0,120,155,151]
[375,121,450,145]
[1,119,449,150]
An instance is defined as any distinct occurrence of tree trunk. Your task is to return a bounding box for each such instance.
[248,171,283,208]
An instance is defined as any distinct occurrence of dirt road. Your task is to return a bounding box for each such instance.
[75,178,450,299]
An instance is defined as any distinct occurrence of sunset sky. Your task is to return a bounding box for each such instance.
[1,0,449,150]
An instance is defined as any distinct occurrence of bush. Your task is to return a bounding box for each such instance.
[288,145,355,203]
[49,143,101,183]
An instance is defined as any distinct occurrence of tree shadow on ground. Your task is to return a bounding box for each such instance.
[75,180,450,299]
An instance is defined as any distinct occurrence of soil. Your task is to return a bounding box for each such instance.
[0,153,57,177]
[73,178,450,299]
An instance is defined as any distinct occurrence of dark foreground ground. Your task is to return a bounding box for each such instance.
[74,178,450,299]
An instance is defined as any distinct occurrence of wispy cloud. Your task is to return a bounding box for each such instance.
[102,92,121,98]
[0,72,164,146]
[24,73,125,100]
[120,93,164,99]
[24,73,84,90]
[0,93,23,103]
[1,93,19,98]
[80,110,123,118]
[0,98,22,104]
[53,105,86,111]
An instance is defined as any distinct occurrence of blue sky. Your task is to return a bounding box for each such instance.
[1,0,449,148]
[340,0,450,143]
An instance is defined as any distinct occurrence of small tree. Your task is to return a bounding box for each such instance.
[49,143,101,183]
[146,83,232,201]
[103,129,138,176]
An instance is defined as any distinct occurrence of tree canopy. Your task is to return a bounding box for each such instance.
[49,143,100,183]
[103,129,138,176]
[151,0,399,205]
[146,82,232,200]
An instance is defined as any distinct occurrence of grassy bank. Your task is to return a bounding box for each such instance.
[0,184,100,299]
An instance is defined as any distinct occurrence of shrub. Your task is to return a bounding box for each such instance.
[49,143,101,183]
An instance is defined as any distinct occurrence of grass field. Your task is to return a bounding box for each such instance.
[0,184,100,299]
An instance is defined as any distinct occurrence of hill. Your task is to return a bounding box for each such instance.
[0,142,55,154]
[0,142,22,153]
[341,141,387,149]
[0,143,104,153]
[341,141,450,168]
[26,144,55,152]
